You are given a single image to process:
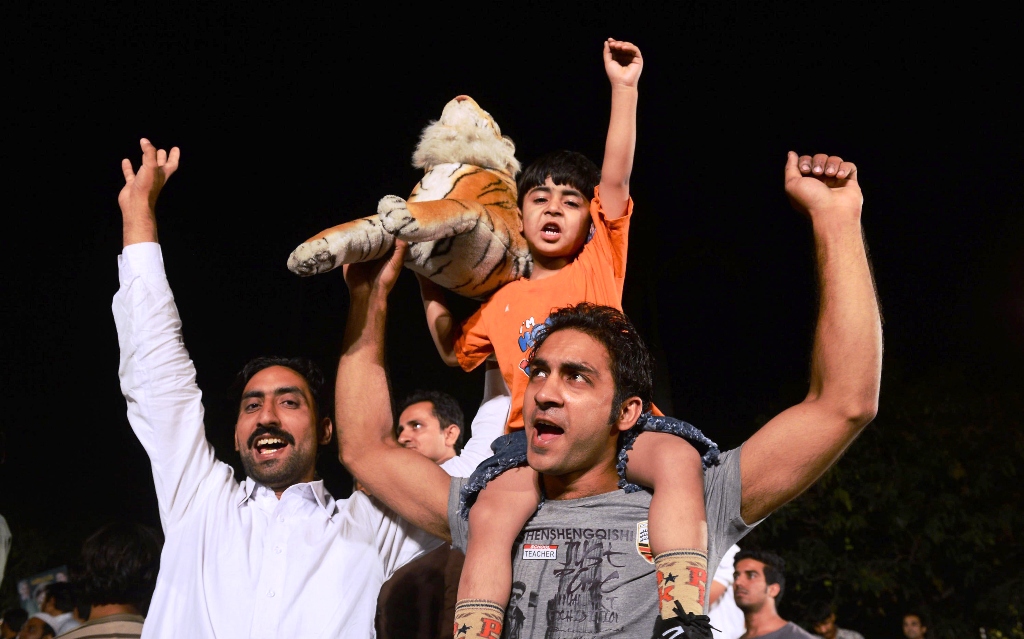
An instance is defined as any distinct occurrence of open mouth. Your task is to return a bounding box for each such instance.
[533,420,564,444]
[540,223,561,240]
[255,437,288,456]
[248,428,295,456]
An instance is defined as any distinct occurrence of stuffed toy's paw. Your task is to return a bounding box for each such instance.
[287,96,532,299]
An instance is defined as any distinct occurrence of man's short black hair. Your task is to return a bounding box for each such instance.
[807,601,836,625]
[1,607,28,632]
[511,581,527,593]
[735,549,787,604]
[529,303,654,422]
[516,150,601,210]
[233,356,330,421]
[396,390,465,451]
[74,521,164,615]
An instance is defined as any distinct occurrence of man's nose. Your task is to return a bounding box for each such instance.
[532,376,562,407]
[256,402,279,424]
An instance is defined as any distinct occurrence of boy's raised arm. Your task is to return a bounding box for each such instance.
[337,244,453,541]
[416,273,460,367]
[599,38,642,221]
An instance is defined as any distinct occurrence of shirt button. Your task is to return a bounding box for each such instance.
[274,546,282,554]
[277,516,285,523]
[268,590,275,597]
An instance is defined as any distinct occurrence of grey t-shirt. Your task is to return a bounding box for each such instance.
[760,622,819,639]
[448,447,755,638]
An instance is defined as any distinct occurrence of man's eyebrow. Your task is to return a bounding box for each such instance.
[532,357,600,377]
[562,360,600,376]
[241,386,306,400]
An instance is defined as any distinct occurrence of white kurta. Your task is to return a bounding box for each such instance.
[113,243,441,639]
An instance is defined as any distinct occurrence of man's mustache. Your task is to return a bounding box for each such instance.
[247,426,296,449]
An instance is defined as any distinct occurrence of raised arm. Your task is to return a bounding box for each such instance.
[415,273,460,367]
[114,139,228,529]
[739,152,882,524]
[338,244,453,541]
[598,38,642,220]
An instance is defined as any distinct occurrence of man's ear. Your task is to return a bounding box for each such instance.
[768,583,781,600]
[614,397,643,432]
[443,424,461,447]
[319,417,334,445]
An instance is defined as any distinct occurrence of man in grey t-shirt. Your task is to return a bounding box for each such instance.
[336,151,882,639]
[733,550,817,639]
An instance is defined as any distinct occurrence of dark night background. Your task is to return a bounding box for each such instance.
[2,4,1021,637]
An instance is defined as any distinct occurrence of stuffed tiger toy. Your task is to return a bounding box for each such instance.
[287,95,532,299]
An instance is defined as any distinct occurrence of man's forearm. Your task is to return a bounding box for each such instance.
[337,290,394,460]
[806,213,882,421]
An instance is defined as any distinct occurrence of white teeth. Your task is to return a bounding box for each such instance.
[256,437,286,447]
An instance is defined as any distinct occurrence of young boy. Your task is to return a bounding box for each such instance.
[417,39,716,639]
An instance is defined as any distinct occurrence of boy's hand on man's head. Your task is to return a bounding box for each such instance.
[784,151,862,221]
[604,38,643,88]
[119,137,180,246]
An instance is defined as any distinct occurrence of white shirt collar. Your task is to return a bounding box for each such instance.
[238,477,335,513]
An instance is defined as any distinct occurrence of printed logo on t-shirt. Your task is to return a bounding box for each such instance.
[516,316,551,376]
[636,520,654,563]
[523,544,558,560]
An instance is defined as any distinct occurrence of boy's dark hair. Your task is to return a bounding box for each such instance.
[75,521,164,615]
[233,356,330,421]
[1,607,28,632]
[528,303,653,421]
[735,549,787,604]
[42,582,76,613]
[516,150,601,209]
[395,390,466,451]
[807,601,836,624]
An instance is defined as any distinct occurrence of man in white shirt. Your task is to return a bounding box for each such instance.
[113,138,441,638]
[398,377,508,478]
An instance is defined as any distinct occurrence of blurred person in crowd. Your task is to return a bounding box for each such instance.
[1,608,28,639]
[808,601,864,639]
[902,612,928,639]
[59,521,163,639]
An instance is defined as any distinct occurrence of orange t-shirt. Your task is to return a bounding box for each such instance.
[453,189,631,431]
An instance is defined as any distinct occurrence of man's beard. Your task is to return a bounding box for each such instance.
[239,450,310,489]
[239,426,311,489]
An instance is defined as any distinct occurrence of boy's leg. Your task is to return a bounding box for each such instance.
[455,466,542,639]
[626,432,709,619]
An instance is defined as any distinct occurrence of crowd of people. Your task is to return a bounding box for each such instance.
[3,37,894,639]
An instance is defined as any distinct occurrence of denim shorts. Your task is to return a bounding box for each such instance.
[458,412,719,519]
